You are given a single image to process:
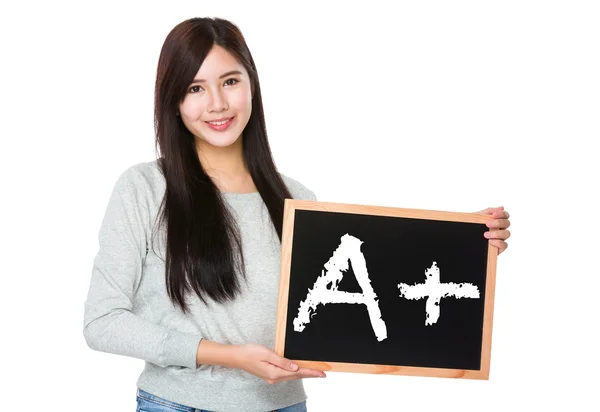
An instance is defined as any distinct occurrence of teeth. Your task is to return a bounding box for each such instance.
[208,119,230,125]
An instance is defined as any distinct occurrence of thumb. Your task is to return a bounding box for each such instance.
[268,353,298,372]
[476,206,504,215]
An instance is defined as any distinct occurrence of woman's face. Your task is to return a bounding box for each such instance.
[178,45,253,150]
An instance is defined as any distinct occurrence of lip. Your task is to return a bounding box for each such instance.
[205,117,233,122]
[204,116,234,131]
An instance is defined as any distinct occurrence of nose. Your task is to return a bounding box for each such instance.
[207,88,228,113]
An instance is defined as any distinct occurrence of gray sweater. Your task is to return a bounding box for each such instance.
[83,160,317,412]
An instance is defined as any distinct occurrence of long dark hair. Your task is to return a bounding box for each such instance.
[153,17,292,313]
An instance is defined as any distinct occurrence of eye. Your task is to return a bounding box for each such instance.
[224,78,239,86]
[188,85,203,93]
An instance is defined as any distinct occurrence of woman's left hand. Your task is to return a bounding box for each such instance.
[476,206,511,254]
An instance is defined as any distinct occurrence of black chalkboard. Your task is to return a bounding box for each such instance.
[275,200,498,380]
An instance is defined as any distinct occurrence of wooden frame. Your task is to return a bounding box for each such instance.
[275,199,498,380]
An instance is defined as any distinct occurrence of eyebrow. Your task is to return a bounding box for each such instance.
[191,70,243,83]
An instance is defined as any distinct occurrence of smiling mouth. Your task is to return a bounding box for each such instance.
[204,116,235,131]
[205,117,233,126]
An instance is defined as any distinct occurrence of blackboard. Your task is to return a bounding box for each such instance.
[275,200,498,380]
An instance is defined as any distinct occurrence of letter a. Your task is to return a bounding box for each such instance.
[293,234,387,342]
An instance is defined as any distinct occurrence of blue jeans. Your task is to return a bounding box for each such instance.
[136,388,307,412]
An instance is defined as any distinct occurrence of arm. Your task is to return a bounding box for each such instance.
[195,340,326,383]
[84,168,324,381]
[83,167,201,369]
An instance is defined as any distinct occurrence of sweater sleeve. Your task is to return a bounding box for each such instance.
[303,187,317,201]
[280,173,317,202]
[83,167,202,369]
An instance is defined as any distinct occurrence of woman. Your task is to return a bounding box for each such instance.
[83,17,511,412]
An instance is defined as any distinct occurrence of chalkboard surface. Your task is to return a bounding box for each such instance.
[275,200,498,380]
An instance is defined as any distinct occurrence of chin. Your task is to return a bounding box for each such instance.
[198,132,242,149]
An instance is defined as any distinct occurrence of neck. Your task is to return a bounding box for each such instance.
[196,138,256,193]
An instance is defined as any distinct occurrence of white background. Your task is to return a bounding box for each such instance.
[1,1,598,410]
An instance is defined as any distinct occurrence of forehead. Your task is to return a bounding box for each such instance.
[195,45,247,78]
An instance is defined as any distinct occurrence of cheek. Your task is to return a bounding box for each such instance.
[230,90,252,116]
[180,98,205,120]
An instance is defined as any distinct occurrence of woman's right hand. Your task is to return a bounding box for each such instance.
[233,343,326,384]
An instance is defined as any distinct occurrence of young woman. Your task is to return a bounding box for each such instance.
[83,17,511,412]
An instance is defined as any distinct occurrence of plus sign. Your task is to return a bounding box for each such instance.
[398,262,480,326]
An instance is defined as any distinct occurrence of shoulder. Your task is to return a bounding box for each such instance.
[111,159,165,204]
[280,173,317,201]
[118,159,163,184]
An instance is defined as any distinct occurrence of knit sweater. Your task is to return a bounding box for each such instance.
[83,160,317,412]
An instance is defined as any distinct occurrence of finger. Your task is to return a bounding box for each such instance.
[298,367,326,378]
[492,210,510,219]
[486,218,511,229]
[484,229,511,240]
[489,239,508,254]
[476,206,504,215]
[276,367,327,382]
[267,352,298,372]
